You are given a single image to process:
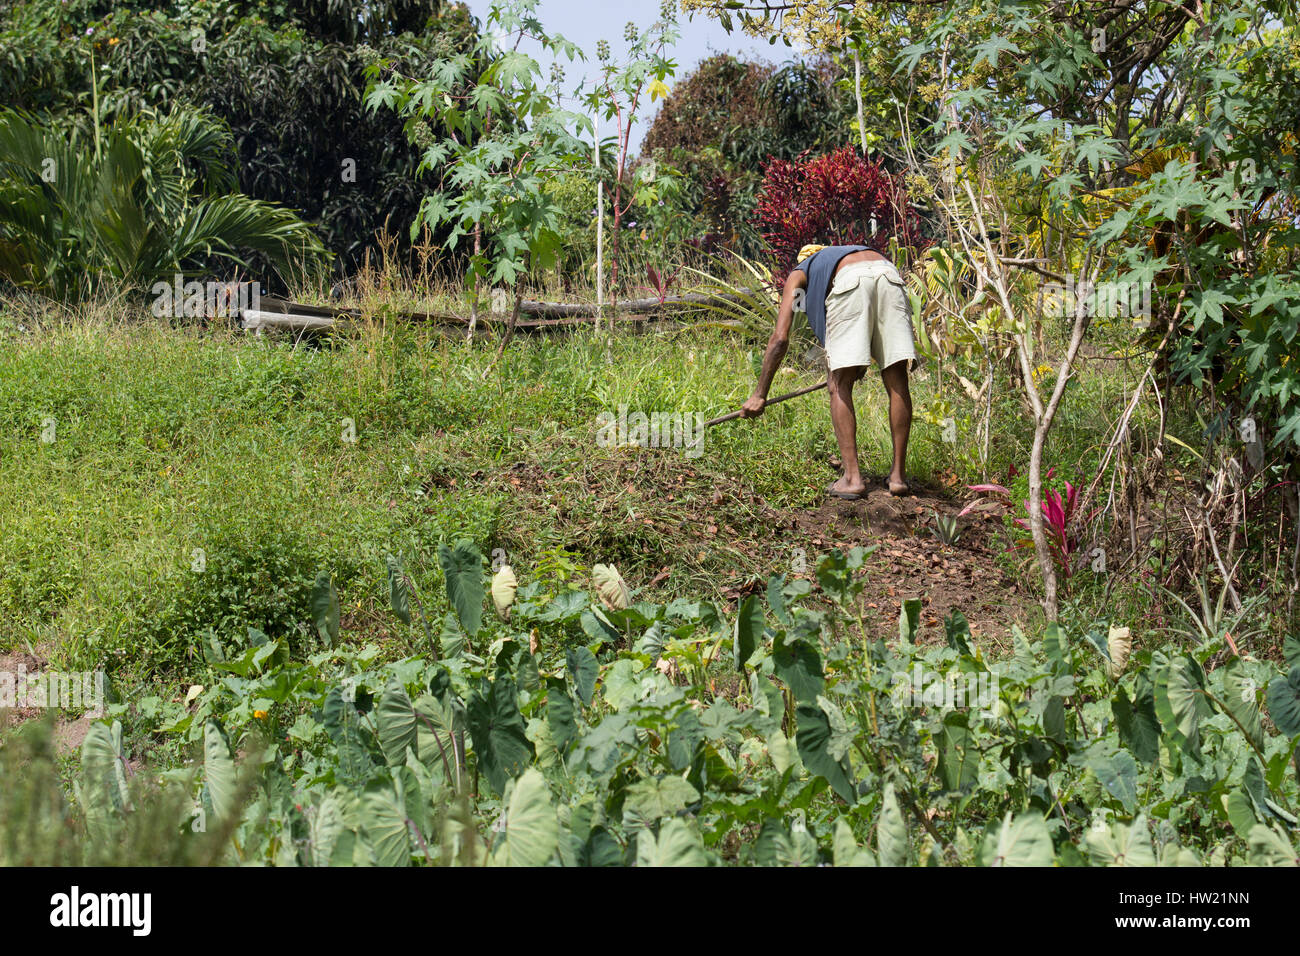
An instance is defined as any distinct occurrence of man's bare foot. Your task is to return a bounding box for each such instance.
[828,476,867,500]
[887,476,910,496]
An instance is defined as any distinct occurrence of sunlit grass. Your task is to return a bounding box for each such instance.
[0,293,1175,683]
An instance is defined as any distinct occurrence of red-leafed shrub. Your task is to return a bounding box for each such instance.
[755,146,926,284]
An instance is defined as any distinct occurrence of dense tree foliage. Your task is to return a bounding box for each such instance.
[0,105,328,299]
[0,0,481,273]
[756,145,925,284]
[641,53,852,257]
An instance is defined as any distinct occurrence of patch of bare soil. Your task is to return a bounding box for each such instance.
[785,478,1031,647]
[0,647,94,753]
[463,441,1030,649]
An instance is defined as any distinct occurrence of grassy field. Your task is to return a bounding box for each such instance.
[4,296,1296,871]
[0,297,1192,693]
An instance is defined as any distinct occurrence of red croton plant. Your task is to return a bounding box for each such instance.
[755,145,927,285]
[960,466,1089,578]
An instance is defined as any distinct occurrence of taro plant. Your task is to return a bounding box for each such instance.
[43,543,1300,867]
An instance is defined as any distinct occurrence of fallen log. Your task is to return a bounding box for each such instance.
[240,306,665,335]
[239,290,754,333]
[513,291,748,318]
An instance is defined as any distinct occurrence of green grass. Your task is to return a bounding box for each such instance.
[0,297,1229,691]
[0,305,940,676]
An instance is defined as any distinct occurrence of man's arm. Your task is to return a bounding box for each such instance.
[741,269,806,418]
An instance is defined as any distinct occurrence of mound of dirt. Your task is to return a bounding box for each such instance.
[787,479,1030,647]
[461,440,1031,649]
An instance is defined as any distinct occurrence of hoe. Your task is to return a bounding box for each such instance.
[704,381,827,428]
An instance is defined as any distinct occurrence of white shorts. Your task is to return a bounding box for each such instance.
[823,261,916,372]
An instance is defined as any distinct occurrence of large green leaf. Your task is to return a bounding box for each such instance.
[1224,787,1258,839]
[876,783,909,866]
[1246,823,1300,866]
[832,818,876,866]
[794,703,855,804]
[81,720,128,812]
[546,678,577,752]
[490,768,557,867]
[773,635,824,703]
[592,563,631,610]
[1086,815,1156,866]
[937,711,979,792]
[898,598,922,642]
[943,610,973,655]
[566,646,598,706]
[767,573,791,625]
[558,804,622,867]
[438,540,485,637]
[1267,666,1300,738]
[636,818,708,867]
[1084,748,1139,814]
[980,812,1054,866]
[386,555,410,625]
[377,677,419,766]
[322,686,375,789]
[311,571,340,647]
[634,622,665,663]
[466,675,534,796]
[579,608,620,646]
[80,720,129,844]
[754,821,819,866]
[309,790,356,867]
[1113,678,1160,764]
[624,775,699,822]
[733,594,763,671]
[1042,623,1071,674]
[1284,635,1300,672]
[412,693,461,781]
[361,779,411,866]
[1221,660,1264,751]
[203,719,239,824]
[1154,653,1213,752]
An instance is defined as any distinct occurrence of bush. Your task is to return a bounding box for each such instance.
[641,55,850,259]
[140,516,346,673]
[0,0,481,276]
[755,145,927,284]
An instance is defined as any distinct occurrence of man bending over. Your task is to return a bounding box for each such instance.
[741,243,916,499]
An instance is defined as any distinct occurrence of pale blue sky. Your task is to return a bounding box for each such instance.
[459,1,811,153]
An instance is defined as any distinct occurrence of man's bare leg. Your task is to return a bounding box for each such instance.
[880,360,912,494]
[828,365,867,496]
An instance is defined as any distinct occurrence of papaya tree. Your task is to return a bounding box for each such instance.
[364,0,589,349]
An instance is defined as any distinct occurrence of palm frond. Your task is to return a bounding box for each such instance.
[680,250,783,341]
[0,105,330,300]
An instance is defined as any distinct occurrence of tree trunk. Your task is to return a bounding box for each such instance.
[467,225,481,342]
[1026,253,1095,620]
[853,49,867,154]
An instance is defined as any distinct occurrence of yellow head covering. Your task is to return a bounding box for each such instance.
[796,244,826,263]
